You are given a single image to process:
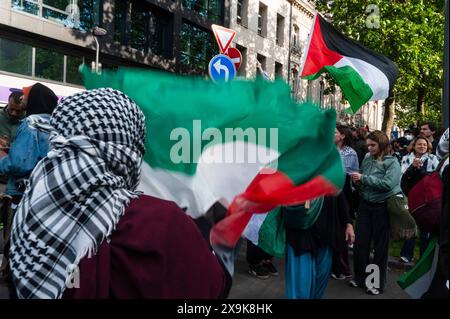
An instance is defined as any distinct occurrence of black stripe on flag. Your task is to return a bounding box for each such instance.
[318,15,398,96]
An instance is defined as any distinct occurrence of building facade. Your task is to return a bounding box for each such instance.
[0,0,384,130]
[0,0,229,101]
[228,0,315,82]
[227,0,384,130]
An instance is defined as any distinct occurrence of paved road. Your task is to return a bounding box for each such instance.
[228,241,410,299]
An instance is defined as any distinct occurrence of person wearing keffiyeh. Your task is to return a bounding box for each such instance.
[8,88,230,299]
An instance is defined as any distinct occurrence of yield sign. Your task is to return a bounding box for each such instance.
[226,47,242,71]
[212,24,236,54]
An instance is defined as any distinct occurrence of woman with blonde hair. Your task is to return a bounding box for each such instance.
[402,135,439,176]
[349,130,402,295]
[399,135,439,262]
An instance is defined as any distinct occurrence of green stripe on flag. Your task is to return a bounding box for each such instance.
[398,237,438,289]
[301,65,373,113]
[82,65,344,184]
[258,207,285,258]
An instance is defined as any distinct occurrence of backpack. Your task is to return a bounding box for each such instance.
[407,156,447,233]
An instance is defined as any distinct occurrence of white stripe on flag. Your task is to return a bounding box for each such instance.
[334,56,390,101]
[243,212,269,245]
[138,141,279,218]
[404,244,439,299]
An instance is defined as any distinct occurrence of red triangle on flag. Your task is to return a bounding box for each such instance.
[212,24,236,54]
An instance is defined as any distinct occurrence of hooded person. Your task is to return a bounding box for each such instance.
[22,83,59,116]
[7,88,231,299]
[0,82,57,197]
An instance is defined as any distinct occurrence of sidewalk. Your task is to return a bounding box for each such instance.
[348,249,414,271]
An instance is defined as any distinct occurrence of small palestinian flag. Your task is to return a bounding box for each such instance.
[300,15,398,113]
[398,238,440,298]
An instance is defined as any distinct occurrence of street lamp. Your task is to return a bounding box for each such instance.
[92,26,107,73]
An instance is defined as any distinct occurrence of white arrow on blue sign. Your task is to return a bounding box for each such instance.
[208,54,237,83]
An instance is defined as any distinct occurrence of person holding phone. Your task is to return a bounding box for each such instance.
[349,130,402,295]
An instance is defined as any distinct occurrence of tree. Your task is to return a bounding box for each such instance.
[314,0,445,136]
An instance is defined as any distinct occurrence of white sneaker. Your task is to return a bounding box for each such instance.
[400,256,410,263]
[348,279,360,288]
[331,273,346,280]
[366,287,381,295]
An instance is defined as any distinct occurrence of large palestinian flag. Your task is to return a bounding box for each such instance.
[81,66,345,248]
[300,15,398,113]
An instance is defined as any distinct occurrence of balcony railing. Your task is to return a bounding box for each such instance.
[291,45,302,56]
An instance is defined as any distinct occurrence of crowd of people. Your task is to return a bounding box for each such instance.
[244,122,448,299]
[0,83,448,299]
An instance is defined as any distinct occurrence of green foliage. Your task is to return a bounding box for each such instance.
[314,0,445,128]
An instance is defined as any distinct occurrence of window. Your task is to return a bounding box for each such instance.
[275,62,283,79]
[11,0,103,31]
[11,0,39,15]
[182,0,223,23]
[237,0,242,24]
[291,67,298,95]
[236,44,247,77]
[292,24,299,47]
[257,3,267,37]
[35,47,64,82]
[0,36,107,86]
[76,0,103,30]
[114,0,127,42]
[114,0,174,58]
[291,24,302,56]
[236,0,248,26]
[66,55,84,85]
[257,53,266,75]
[276,14,284,46]
[0,37,33,76]
[129,1,150,52]
[180,22,216,74]
[319,80,325,108]
[149,12,172,57]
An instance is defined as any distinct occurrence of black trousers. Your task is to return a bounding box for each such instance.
[246,239,272,266]
[1,194,22,299]
[353,199,390,290]
[332,248,351,277]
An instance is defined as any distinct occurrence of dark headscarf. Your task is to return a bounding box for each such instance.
[26,83,58,116]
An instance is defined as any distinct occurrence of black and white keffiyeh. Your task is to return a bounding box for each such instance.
[9,88,146,299]
[436,128,449,176]
[400,152,439,174]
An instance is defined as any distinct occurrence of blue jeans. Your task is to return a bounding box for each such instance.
[400,238,415,261]
[400,231,431,261]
